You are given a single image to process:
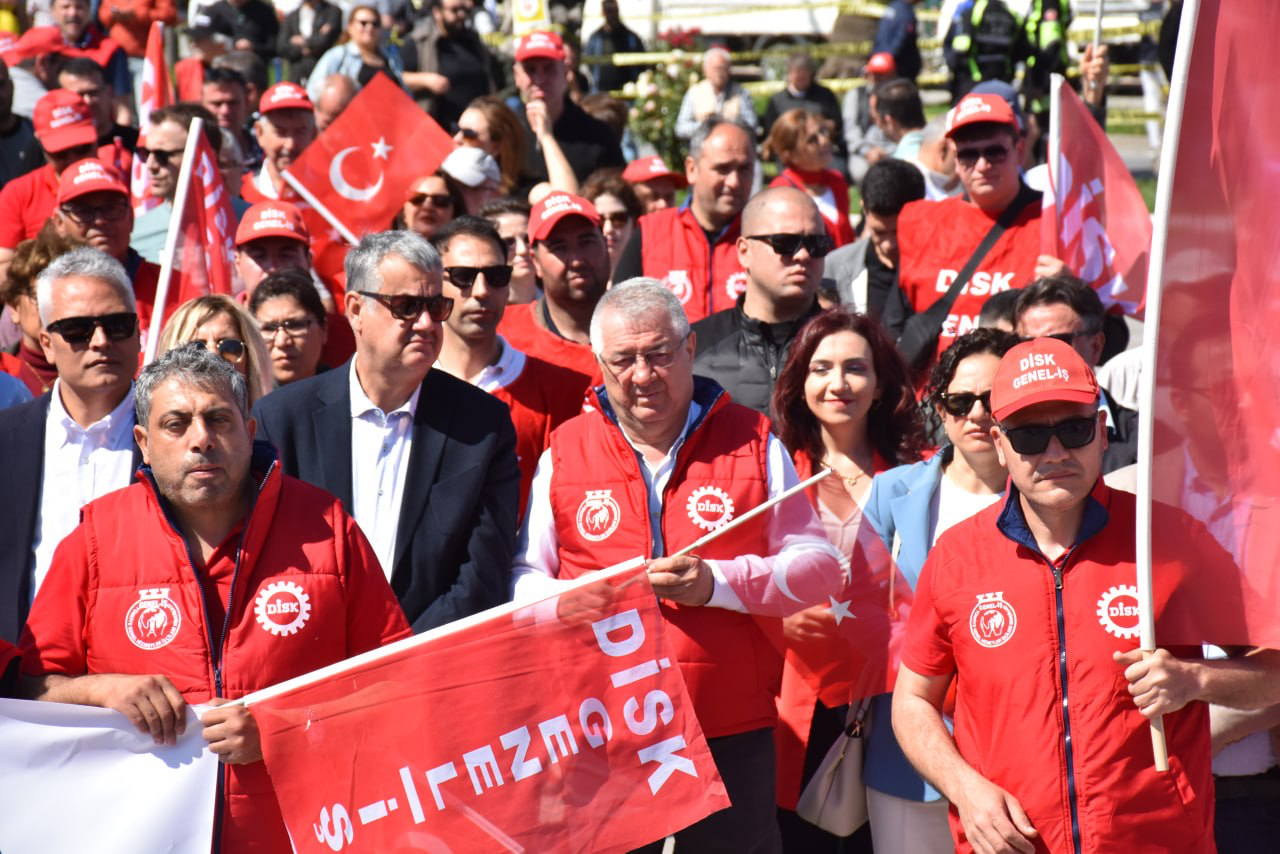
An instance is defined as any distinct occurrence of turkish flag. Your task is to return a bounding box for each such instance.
[131,21,173,217]
[170,133,235,303]
[1041,74,1152,317]
[249,559,730,853]
[283,74,454,240]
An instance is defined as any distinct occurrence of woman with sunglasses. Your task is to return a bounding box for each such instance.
[769,308,925,851]
[453,96,526,196]
[305,5,405,101]
[765,108,857,249]
[854,327,1020,852]
[394,169,465,239]
[158,295,272,406]
[580,170,642,287]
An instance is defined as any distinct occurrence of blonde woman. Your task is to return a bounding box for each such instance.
[158,295,272,406]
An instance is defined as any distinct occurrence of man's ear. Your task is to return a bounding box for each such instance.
[134,424,151,465]
[991,426,1008,467]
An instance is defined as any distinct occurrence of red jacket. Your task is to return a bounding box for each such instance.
[548,380,779,738]
[22,444,412,854]
[902,483,1235,854]
[637,205,747,323]
[496,301,599,400]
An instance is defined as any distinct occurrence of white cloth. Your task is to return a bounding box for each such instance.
[928,471,1003,548]
[349,358,420,580]
[440,336,526,392]
[866,786,954,854]
[32,384,136,599]
[510,409,846,615]
[252,166,280,200]
[0,698,219,854]
[1096,346,1143,412]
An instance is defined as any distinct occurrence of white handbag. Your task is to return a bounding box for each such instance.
[795,698,873,837]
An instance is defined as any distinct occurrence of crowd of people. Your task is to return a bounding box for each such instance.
[0,1,1277,852]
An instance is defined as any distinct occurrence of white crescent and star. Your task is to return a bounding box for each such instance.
[329,137,392,203]
[827,596,855,626]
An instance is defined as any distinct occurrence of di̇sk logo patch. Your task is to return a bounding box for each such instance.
[686,486,734,532]
[1096,584,1140,639]
[725,272,749,301]
[254,581,312,637]
[969,592,1017,648]
[125,588,182,650]
[576,490,621,542]
[663,271,692,305]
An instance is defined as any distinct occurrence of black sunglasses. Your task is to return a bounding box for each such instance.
[955,143,1011,168]
[407,193,453,209]
[60,197,130,225]
[359,291,454,322]
[939,390,991,417]
[445,265,514,289]
[47,312,137,344]
[454,126,480,141]
[1001,416,1097,455]
[139,147,185,167]
[746,233,834,259]
[190,337,246,363]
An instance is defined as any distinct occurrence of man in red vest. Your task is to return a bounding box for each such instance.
[613,117,755,324]
[17,0,131,106]
[512,277,845,853]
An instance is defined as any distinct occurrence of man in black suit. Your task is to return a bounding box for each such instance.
[276,0,342,85]
[0,246,142,643]
[252,230,520,632]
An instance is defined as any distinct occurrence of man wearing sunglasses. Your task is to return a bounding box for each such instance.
[253,230,520,633]
[691,187,826,416]
[894,92,1067,374]
[0,247,141,645]
[894,336,1280,854]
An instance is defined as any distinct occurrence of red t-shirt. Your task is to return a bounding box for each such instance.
[0,140,137,249]
[496,302,600,399]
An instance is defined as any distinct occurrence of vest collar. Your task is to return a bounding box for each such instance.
[996,479,1110,558]
[589,375,727,440]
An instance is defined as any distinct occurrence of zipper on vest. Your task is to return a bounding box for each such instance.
[1044,552,1083,854]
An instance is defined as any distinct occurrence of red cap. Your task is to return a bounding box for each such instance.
[945,93,1020,138]
[57,159,128,204]
[864,52,896,76]
[34,89,97,153]
[527,192,600,242]
[258,81,313,115]
[235,201,311,247]
[515,30,565,63]
[621,155,687,188]
[990,337,1100,422]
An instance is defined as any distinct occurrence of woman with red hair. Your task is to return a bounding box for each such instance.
[765,108,858,248]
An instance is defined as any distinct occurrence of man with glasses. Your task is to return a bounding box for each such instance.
[430,216,588,515]
[252,229,520,632]
[1014,275,1136,473]
[512,277,845,854]
[895,92,1066,373]
[129,102,222,263]
[893,336,1280,854]
[0,247,141,644]
[692,187,827,416]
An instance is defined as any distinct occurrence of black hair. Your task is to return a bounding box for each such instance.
[248,268,327,325]
[872,78,925,129]
[1014,275,1105,333]
[479,196,531,219]
[925,327,1022,413]
[978,288,1022,329]
[860,159,925,216]
[429,215,506,259]
[58,56,105,82]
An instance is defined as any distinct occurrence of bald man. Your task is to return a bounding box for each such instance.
[690,187,830,415]
[312,74,355,132]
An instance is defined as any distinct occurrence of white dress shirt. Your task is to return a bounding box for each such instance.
[349,358,420,581]
[438,335,526,393]
[32,383,137,598]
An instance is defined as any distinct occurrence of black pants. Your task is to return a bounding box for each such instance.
[1214,768,1280,854]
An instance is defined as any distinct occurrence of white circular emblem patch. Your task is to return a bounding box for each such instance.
[663,271,693,305]
[254,581,312,637]
[686,486,735,532]
[969,592,1017,648]
[1096,584,1141,639]
[125,588,182,650]
[576,490,621,542]
[725,271,749,301]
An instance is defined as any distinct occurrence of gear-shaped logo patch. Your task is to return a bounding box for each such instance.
[686,486,734,532]
[254,581,312,637]
[1096,584,1140,640]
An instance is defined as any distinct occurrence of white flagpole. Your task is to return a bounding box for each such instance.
[673,468,834,558]
[1047,73,1064,229]
[1093,0,1106,50]
[1134,0,1201,773]
[144,116,204,365]
[280,170,359,245]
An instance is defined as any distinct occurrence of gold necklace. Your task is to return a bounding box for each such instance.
[822,459,869,489]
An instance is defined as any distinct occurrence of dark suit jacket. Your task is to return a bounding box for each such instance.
[251,363,521,632]
[277,0,343,84]
[0,392,142,643]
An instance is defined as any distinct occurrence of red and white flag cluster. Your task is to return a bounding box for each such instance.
[171,133,235,301]
[131,21,173,217]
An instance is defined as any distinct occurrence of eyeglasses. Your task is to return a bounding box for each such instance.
[406,193,453,209]
[444,265,514,289]
[939,390,992,417]
[46,312,137,344]
[190,337,247,363]
[745,233,834,259]
[1000,416,1097,455]
[599,212,631,228]
[351,17,379,26]
[258,317,315,338]
[60,197,130,225]
[139,147,185,167]
[358,291,454,322]
[955,144,1011,168]
[601,336,688,375]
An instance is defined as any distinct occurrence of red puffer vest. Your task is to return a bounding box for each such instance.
[549,380,781,738]
[638,205,747,324]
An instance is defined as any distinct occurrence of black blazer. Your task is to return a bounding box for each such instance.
[0,393,142,643]
[277,0,343,84]
[251,363,521,632]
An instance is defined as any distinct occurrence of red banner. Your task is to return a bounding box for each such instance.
[131,21,172,216]
[172,134,235,300]
[1041,74,1152,317]
[282,74,454,240]
[249,560,729,853]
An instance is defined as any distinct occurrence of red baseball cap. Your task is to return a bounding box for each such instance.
[57,159,128,204]
[259,81,313,115]
[235,201,311,247]
[864,52,896,76]
[34,89,97,153]
[621,155,688,188]
[515,30,565,63]
[528,192,600,242]
[990,337,1100,422]
[945,93,1020,138]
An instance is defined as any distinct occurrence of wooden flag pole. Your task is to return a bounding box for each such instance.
[143,117,204,364]
[672,468,833,559]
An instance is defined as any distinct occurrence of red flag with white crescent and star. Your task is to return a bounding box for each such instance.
[282,74,454,241]
[131,21,173,217]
